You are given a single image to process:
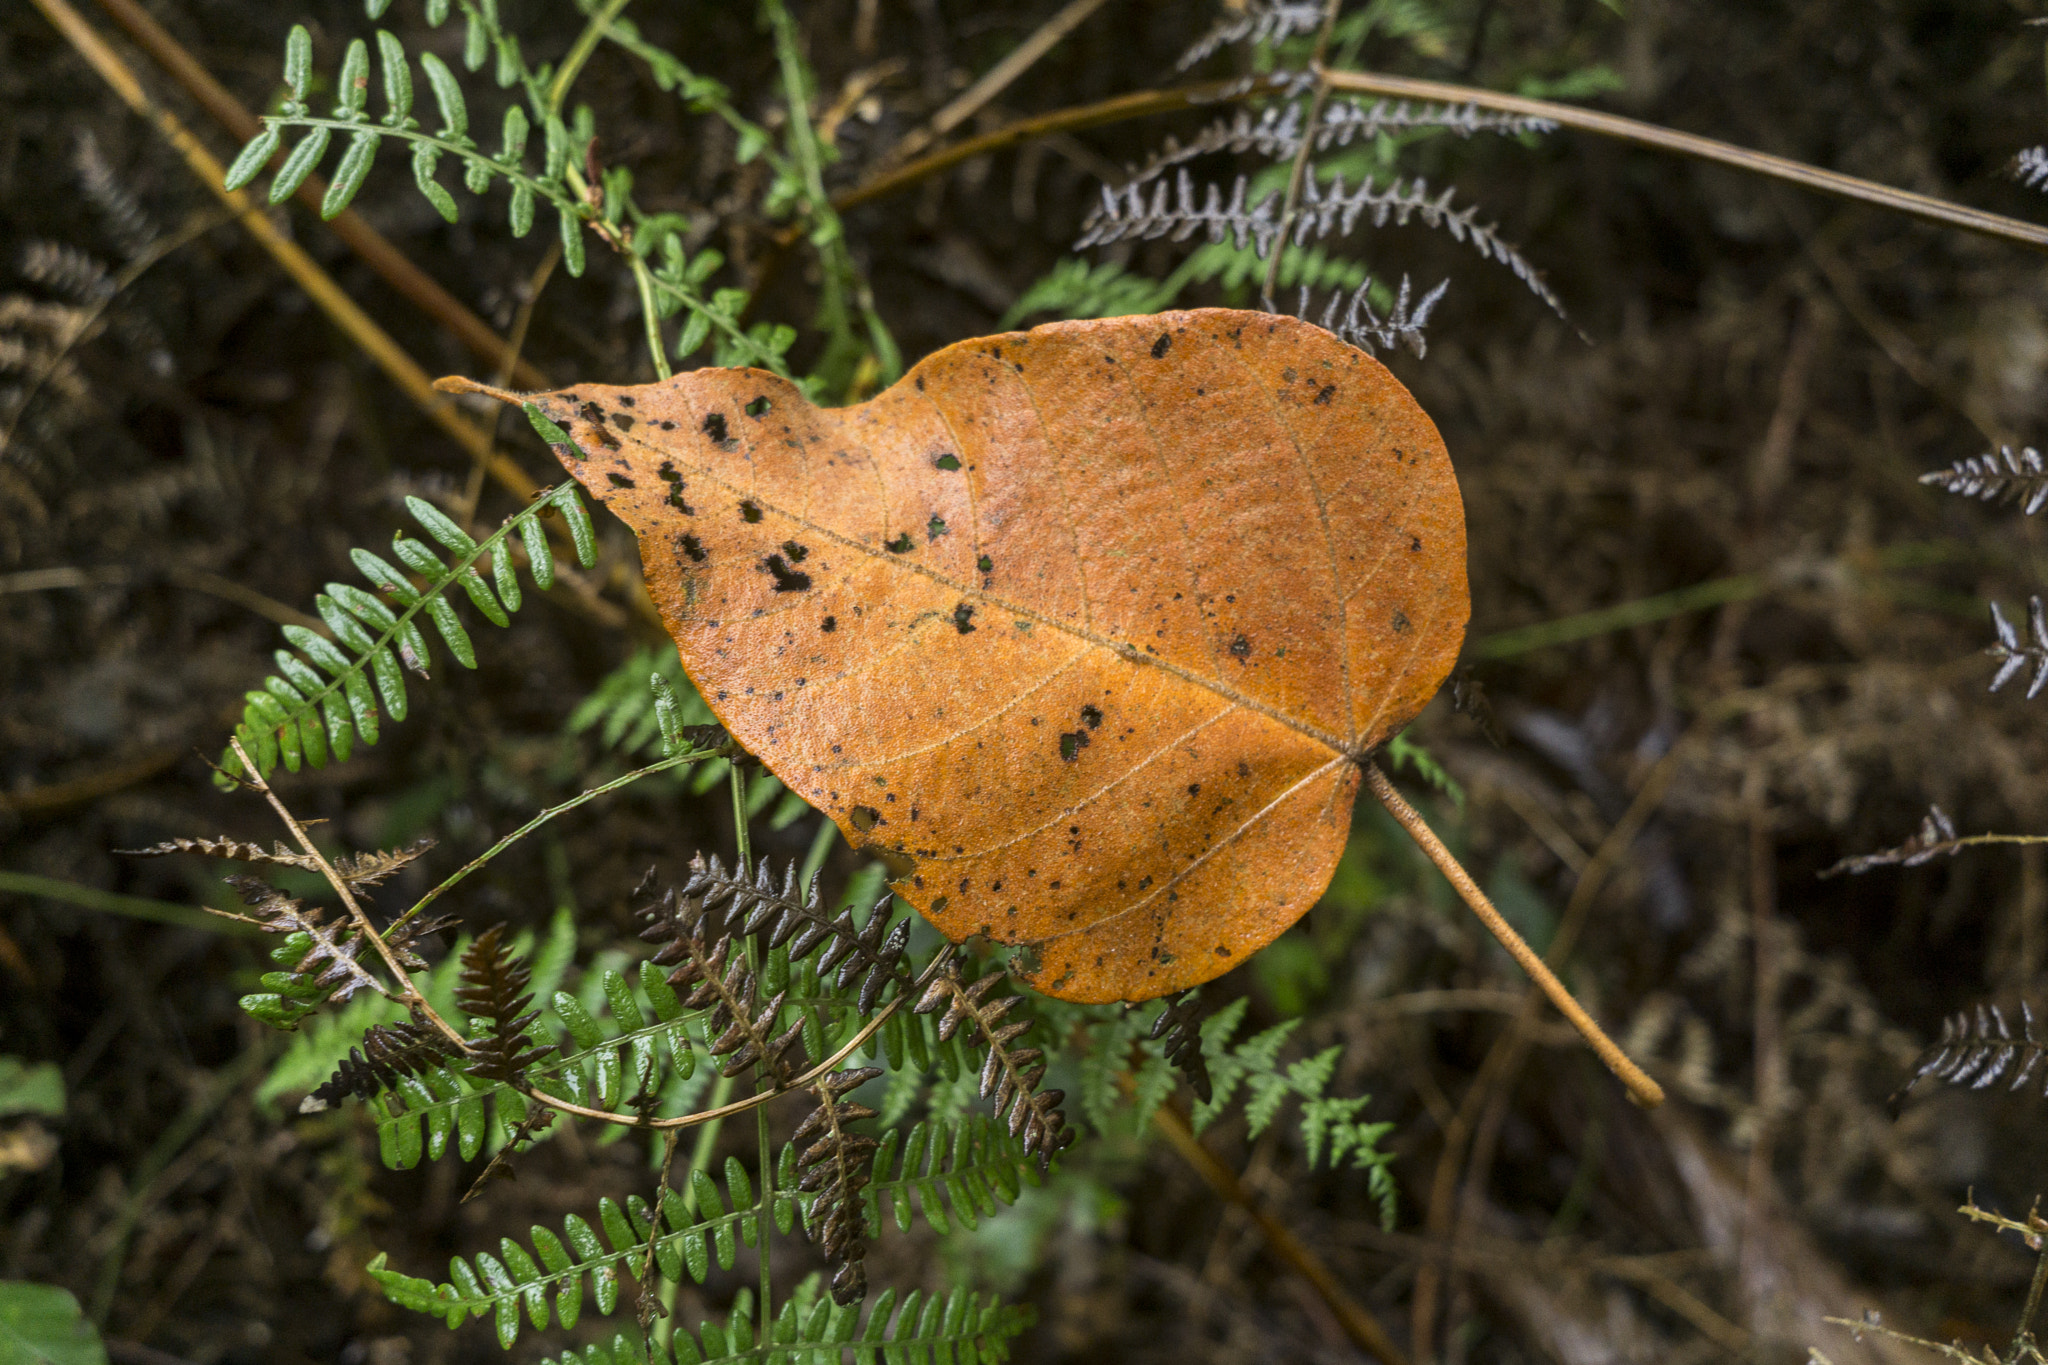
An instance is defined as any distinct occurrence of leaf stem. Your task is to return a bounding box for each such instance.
[1365,761,1663,1108]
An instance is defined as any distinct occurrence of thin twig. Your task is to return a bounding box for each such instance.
[1150,1102,1410,1365]
[902,0,1117,156]
[1313,64,2048,255]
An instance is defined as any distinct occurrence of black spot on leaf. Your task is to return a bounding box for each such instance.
[1229,633,1251,659]
[680,534,707,562]
[821,615,837,632]
[702,412,730,443]
[765,554,811,592]
[739,501,763,523]
[1080,704,1102,729]
[606,472,635,489]
[1151,332,1172,359]
[1059,730,1091,762]
[952,602,976,633]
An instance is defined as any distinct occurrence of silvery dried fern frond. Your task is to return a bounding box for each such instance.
[1119,100,1555,198]
[1894,1001,2048,1109]
[2012,146,2048,191]
[1988,597,2048,698]
[1300,275,1448,357]
[1920,446,2048,515]
[1175,0,1325,72]
[1819,805,1959,877]
[1078,169,1563,316]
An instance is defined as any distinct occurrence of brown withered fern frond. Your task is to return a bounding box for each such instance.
[1149,989,1216,1104]
[1892,1001,2048,1111]
[454,924,558,1085]
[681,853,913,1013]
[638,885,808,1081]
[794,1066,883,1305]
[122,835,436,890]
[913,968,1072,1165]
[1819,805,1961,877]
[302,1014,461,1112]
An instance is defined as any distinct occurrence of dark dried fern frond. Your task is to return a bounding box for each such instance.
[1988,598,2048,699]
[682,853,914,1014]
[454,924,558,1085]
[1892,1001,2048,1110]
[1298,275,1449,357]
[19,241,113,304]
[121,834,435,891]
[1175,0,1324,71]
[302,1014,461,1112]
[794,1066,883,1305]
[639,885,808,1080]
[1920,446,2048,516]
[1820,805,1960,877]
[73,130,159,262]
[1148,989,1216,1104]
[913,969,1072,1165]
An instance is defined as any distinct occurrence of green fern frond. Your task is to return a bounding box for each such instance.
[528,1279,1031,1365]
[367,1168,787,1348]
[859,1114,1040,1238]
[220,483,596,785]
[1189,998,1397,1225]
[1386,728,1464,810]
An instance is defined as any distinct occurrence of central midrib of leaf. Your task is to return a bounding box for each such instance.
[605,425,1358,760]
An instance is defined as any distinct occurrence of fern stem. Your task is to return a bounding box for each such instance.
[1364,762,1665,1108]
[1260,0,1343,305]
[385,747,713,941]
[630,253,673,380]
[547,0,633,116]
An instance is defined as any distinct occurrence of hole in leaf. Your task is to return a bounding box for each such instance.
[1059,730,1090,762]
[702,412,730,444]
[745,395,771,417]
[1080,704,1102,729]
[934,453,961,471]
[606,472,635,489]
[657,462,681,482]
[740,501,763,523]
[884,532,914,553]
[952,602,976,634]
[977,554,993,573]
[666,485,693,514]
[1151,332,1171,359]
[781,539,809,562]
[849,805,880,832]
[680,534,707,562]
[927,514,948,540]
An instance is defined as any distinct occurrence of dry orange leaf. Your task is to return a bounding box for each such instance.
[457,309,1468,1003]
